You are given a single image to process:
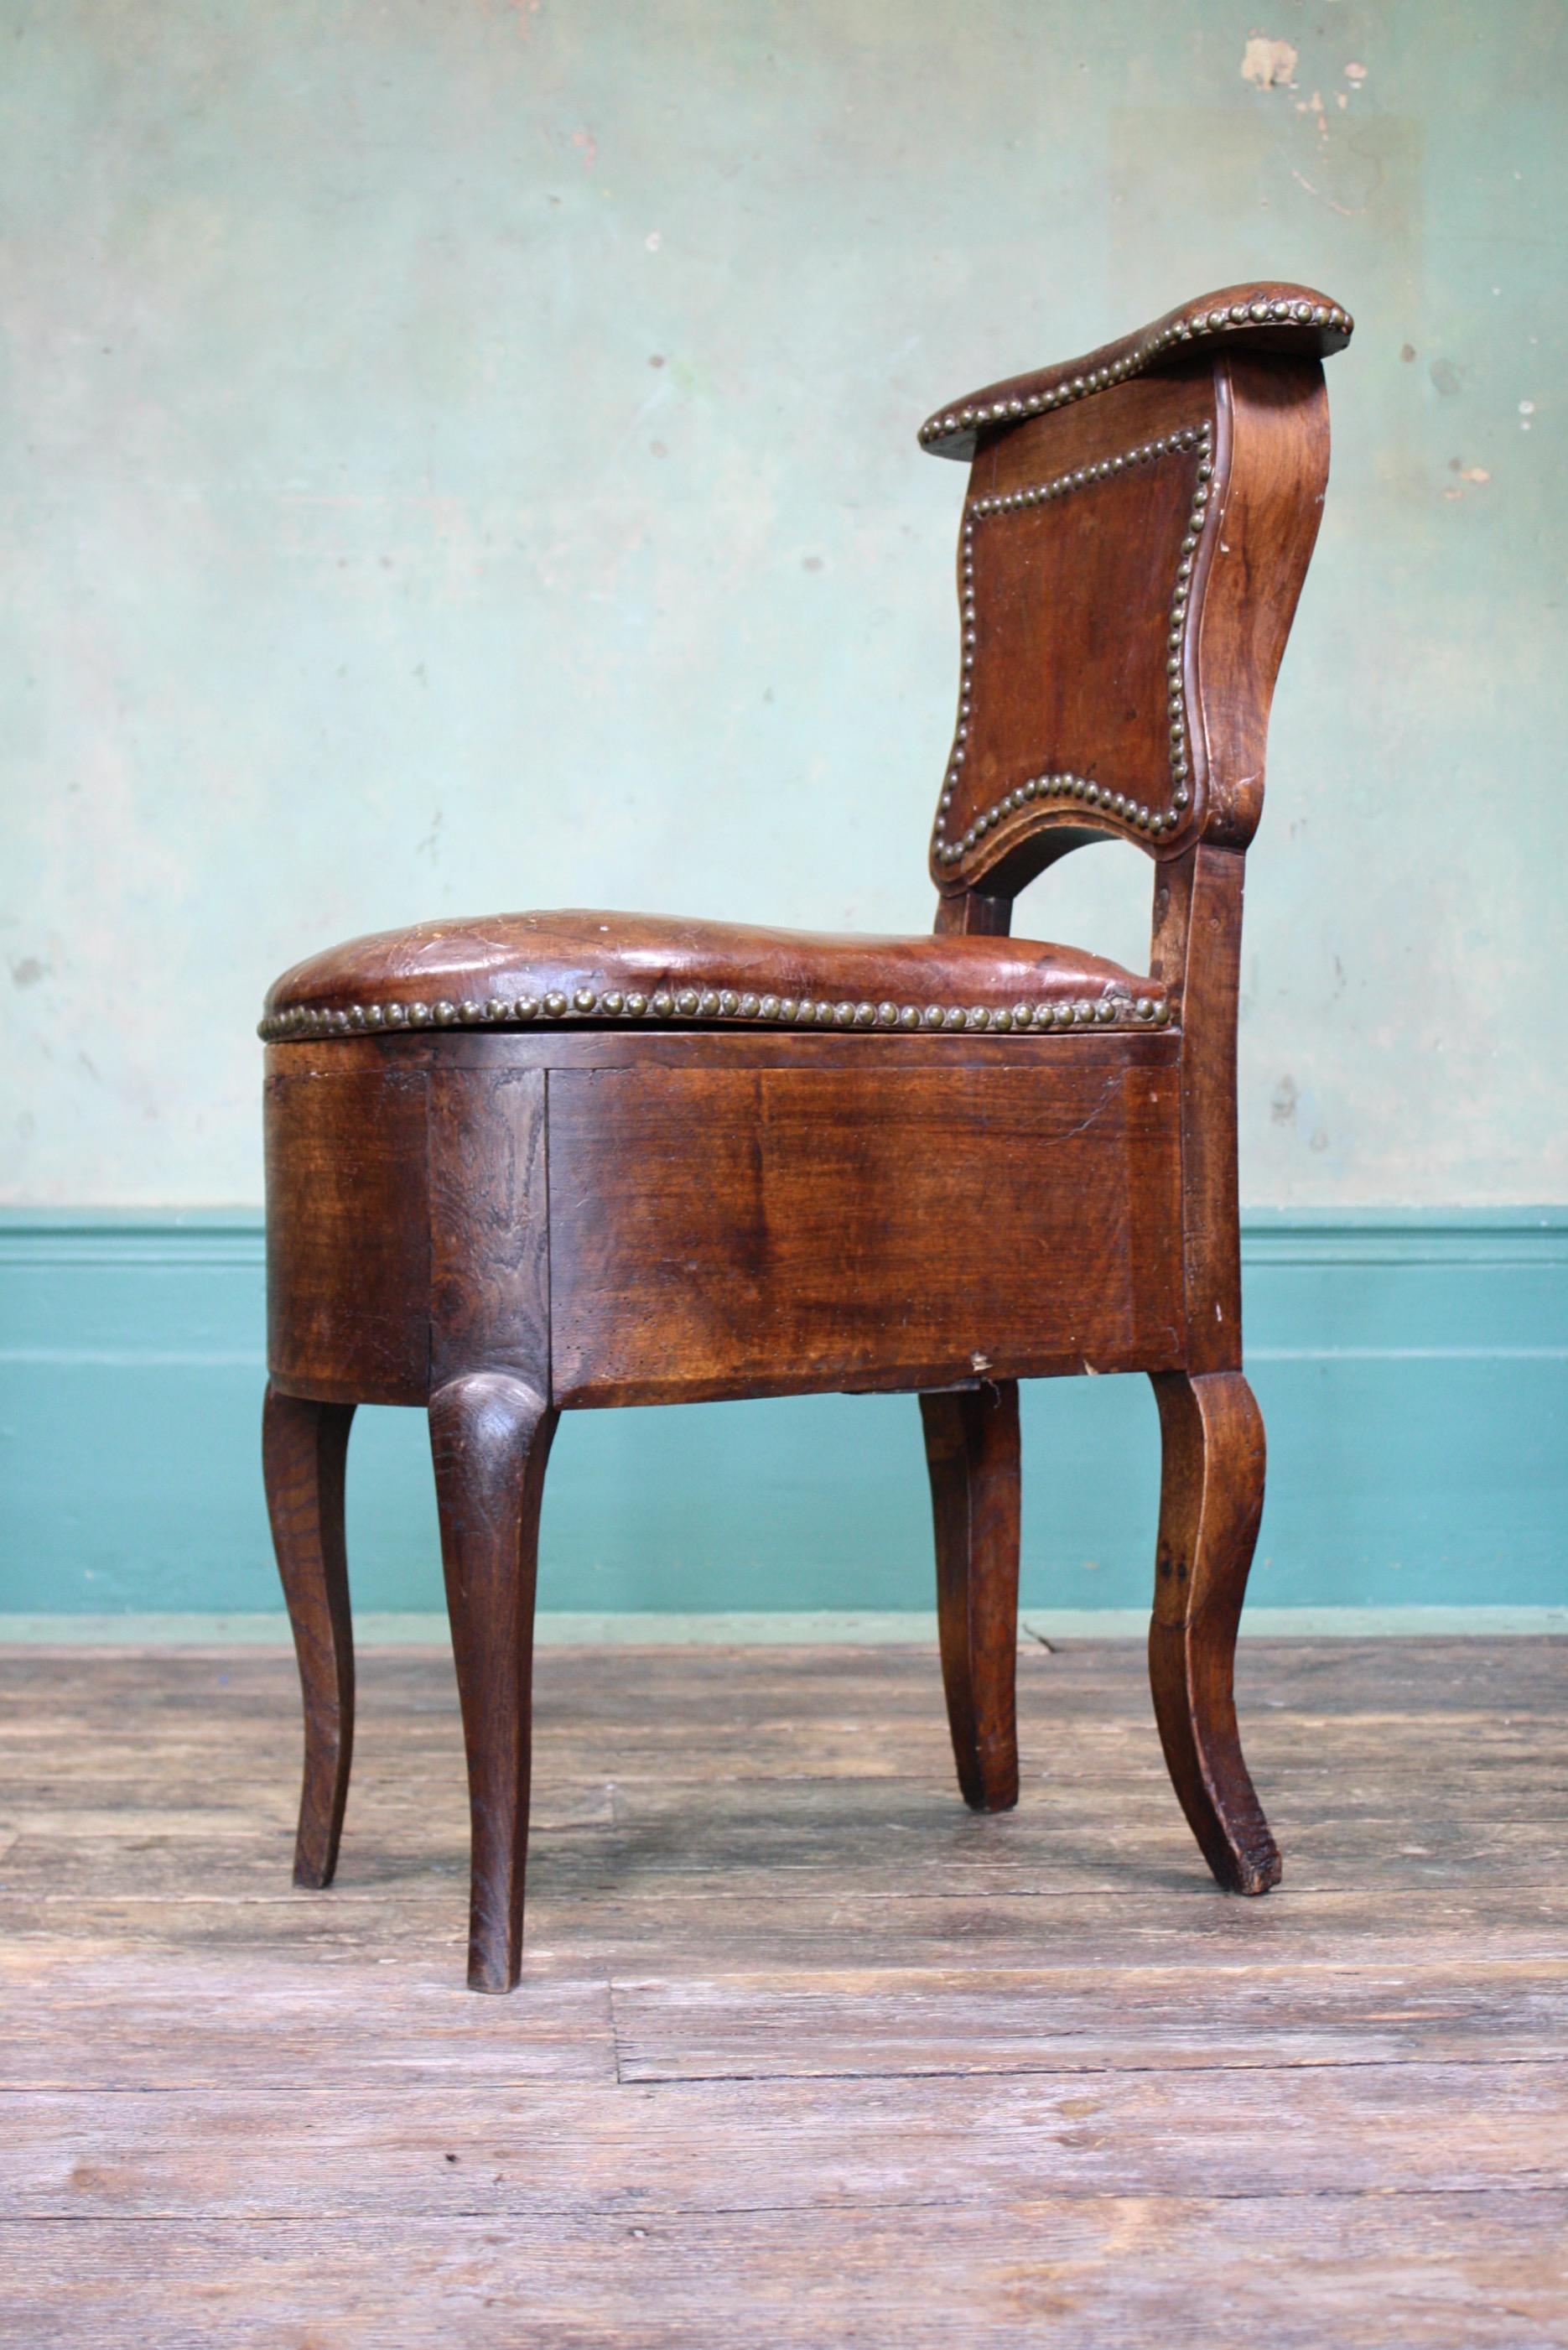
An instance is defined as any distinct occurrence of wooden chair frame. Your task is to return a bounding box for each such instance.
[261,283,1348,1988]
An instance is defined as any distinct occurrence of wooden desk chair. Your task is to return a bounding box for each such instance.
[261,281,1351,1990]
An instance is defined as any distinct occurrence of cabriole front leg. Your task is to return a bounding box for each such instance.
[428,1370,558,1993]
[1148,1370,1280,1895]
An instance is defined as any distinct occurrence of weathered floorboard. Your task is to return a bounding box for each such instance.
[3,2199,1567,2350]
[1,1638,1565,2347]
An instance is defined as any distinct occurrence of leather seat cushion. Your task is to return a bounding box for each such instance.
[261,909,1171,1040]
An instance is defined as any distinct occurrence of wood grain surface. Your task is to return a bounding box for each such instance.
[547,1054,1183,1405]
[2,1637,1564,2346]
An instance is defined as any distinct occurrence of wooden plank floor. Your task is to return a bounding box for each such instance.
[1,1637,1565,2347]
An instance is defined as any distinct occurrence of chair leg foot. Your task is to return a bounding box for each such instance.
[262,1384,356,1890]
[920,1381,1020,1812]
[429,1370,557,1993]
[1148,1370,1280,1895]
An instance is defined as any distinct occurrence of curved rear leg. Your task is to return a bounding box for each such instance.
[1149,1370,1280,1894]
[919,1381,1020,1812]
[262,1384,356,1890]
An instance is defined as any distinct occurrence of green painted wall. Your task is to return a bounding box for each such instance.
[1,7,1562,1615]
[2,1213,1564,1614]
[3,1,1565,1207]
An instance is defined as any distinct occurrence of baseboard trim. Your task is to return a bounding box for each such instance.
[3,1606,1565,1646]
[3,1207,1565,1614]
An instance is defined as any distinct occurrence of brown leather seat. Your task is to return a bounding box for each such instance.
[261,908,1171,1040]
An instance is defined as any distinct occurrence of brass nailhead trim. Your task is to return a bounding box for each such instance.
[258,990,1172,1042]
[933,424,1210,871]
[917,298,1353,449]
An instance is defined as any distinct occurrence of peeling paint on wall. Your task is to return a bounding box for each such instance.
[1240,36,1299,90]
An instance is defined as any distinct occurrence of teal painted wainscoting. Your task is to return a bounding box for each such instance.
[0,1211,1563,1616]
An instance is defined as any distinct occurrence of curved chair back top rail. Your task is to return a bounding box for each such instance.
[917,281,1353,459]
[922,282,1349,907]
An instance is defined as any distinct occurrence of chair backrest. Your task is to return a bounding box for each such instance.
[920,284,1350,912]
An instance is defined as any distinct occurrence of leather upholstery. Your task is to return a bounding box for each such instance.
[918,281,1352,461]
[261,909,1170,1039]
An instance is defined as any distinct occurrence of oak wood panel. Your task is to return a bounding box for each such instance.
[548,1054,1186,1406]
[263,1059,430,1405]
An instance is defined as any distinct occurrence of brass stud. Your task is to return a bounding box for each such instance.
[651,990,673,1016]
[516,996,539,1020]
[922,298,1353,449]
